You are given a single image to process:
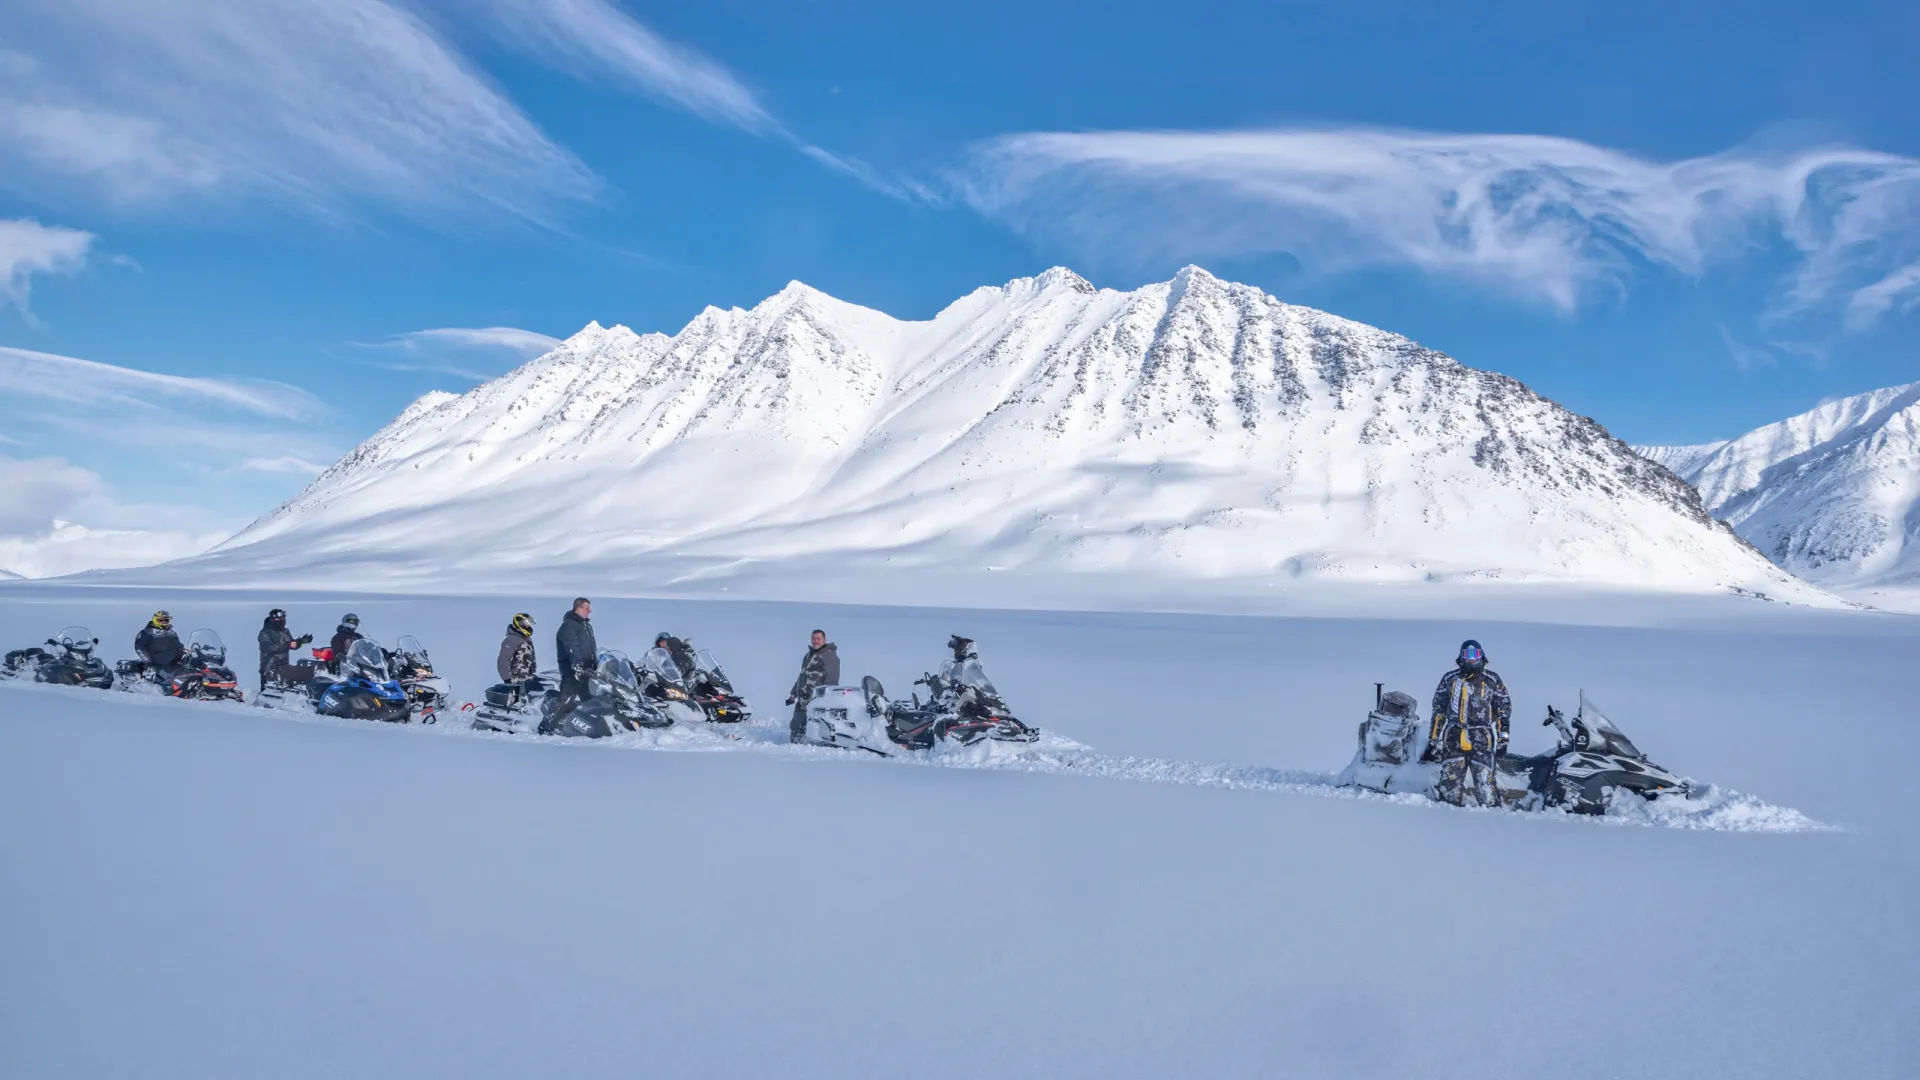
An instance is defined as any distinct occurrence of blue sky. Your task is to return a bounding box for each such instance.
[1,0,1916,574]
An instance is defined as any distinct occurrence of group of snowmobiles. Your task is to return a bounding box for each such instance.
[255,634,450,725]
[2,624,246,702]
[469,641,753,738]
[799,635,1040,755]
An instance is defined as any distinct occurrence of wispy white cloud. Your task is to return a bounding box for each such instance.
[473,0,774,133]
[0,0,596,221]
[0,344,322,419]
[957,127,1920,325]
[0,218,92,319]
[388,326,561,355]
[239,456,328,475]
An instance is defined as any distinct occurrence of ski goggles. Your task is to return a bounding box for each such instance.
[1458,644,1485,663]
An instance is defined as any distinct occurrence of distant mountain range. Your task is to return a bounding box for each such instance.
[154,266,1819,606]
[1638,382,1920,606]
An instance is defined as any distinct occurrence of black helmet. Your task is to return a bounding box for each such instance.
[341,613,360,629]
[948,634,976,661]
[1456,639,1487,675]
[267,608,287,624]
[655,631,675,647]
[510,613,533,637]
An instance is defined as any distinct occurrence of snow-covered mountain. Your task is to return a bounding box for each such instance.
[1639,382,1920,606]
[183,266,1820,605]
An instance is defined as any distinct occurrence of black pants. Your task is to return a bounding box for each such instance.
[544,675,585,734]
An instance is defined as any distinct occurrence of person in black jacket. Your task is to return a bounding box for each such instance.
[785,629,840,743]
[497,613,536,684]
[327,613,363,675]
[133,611,186,675]
[256,608,313,692]
[547,598,597,727]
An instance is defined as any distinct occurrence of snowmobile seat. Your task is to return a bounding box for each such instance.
[1378,690,1418,719]
[861,675,888,717]
[484,683,517,708]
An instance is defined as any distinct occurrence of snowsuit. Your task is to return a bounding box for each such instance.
[1428,668,1512,807]
[135,626,186,672]
[548,609,598,729]
[787,642,841,742]
[257,621,308,691]
[328,625,363,674]
[497,630,536,684]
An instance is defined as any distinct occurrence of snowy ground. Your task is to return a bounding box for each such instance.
[3,583,1917,1078]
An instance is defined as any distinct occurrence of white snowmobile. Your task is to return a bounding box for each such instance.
[803,636,1039,755]
[1338,685,1690,814]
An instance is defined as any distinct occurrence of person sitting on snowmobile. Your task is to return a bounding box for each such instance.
[785,628,840,744]
[133,611,187,674]
[547,598,597,728]
[326,614,363,675]
[498,613,536,684]
[256,609,314,692]
[654,632,698,678]
[1423,639,1512,807]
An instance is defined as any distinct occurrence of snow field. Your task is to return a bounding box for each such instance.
[3,584,1917,1078]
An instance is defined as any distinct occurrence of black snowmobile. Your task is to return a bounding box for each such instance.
[384,635,449,721]
[684,645,753,724]
[471,650,670,737]
[1339,686,1689,814]
[3,626,114,689]
[116,629,244,701]
[636,646,708,726]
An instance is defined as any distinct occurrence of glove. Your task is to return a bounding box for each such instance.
[785,696,795,706]
[294,634,313,648]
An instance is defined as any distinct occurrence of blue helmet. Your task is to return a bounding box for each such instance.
[1456,639,1487,675]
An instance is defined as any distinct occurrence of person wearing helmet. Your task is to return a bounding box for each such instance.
[256,609,314,691]
[785,628,840,744]
[327,613,364,675]
[1423,639,1512,807]
[497,613,536,684]
[654,631,696,676]
[134,611,186,674]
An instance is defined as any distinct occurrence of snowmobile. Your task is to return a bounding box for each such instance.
[384,635,450,721]
[2,627,114,689]
[1337,685,1689,814]
[803,636,1039,754]
[470,651,671,737]
[636,646,714,726]
[257,639,410,723]
[115,629,243,701]
[684,646,753,724]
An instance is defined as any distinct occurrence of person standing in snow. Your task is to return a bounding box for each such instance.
[545,598,597,730]
[256,608,313,692]
[497,612,537,684]
[1424,639,1512,807]
[785,628,840,744]
[327,613,363,675]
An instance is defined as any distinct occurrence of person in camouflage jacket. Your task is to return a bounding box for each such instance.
[1425,639,1511,807]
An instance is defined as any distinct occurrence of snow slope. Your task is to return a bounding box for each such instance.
[1639,382,1920,606]
[2,583,1913,1079]
[151,267,1818,606]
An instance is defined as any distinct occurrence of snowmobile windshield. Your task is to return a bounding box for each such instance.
[187,629,225,662]
[394,635,428,662]
[1578,692,1643,759]
[691,649,723,676]
[640,646,684,684]
[597,650,638,688]
[345,638,390,680]
[940,657,998,695]
[55,626,94,653]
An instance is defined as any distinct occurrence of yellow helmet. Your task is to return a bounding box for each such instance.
[150,610,172,630]
[510,613,534,637]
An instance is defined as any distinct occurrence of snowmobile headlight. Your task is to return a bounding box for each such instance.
[666,688,688,700]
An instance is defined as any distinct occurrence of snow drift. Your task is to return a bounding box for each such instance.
[172,266,1816,603]
[1640,382,1920,606]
